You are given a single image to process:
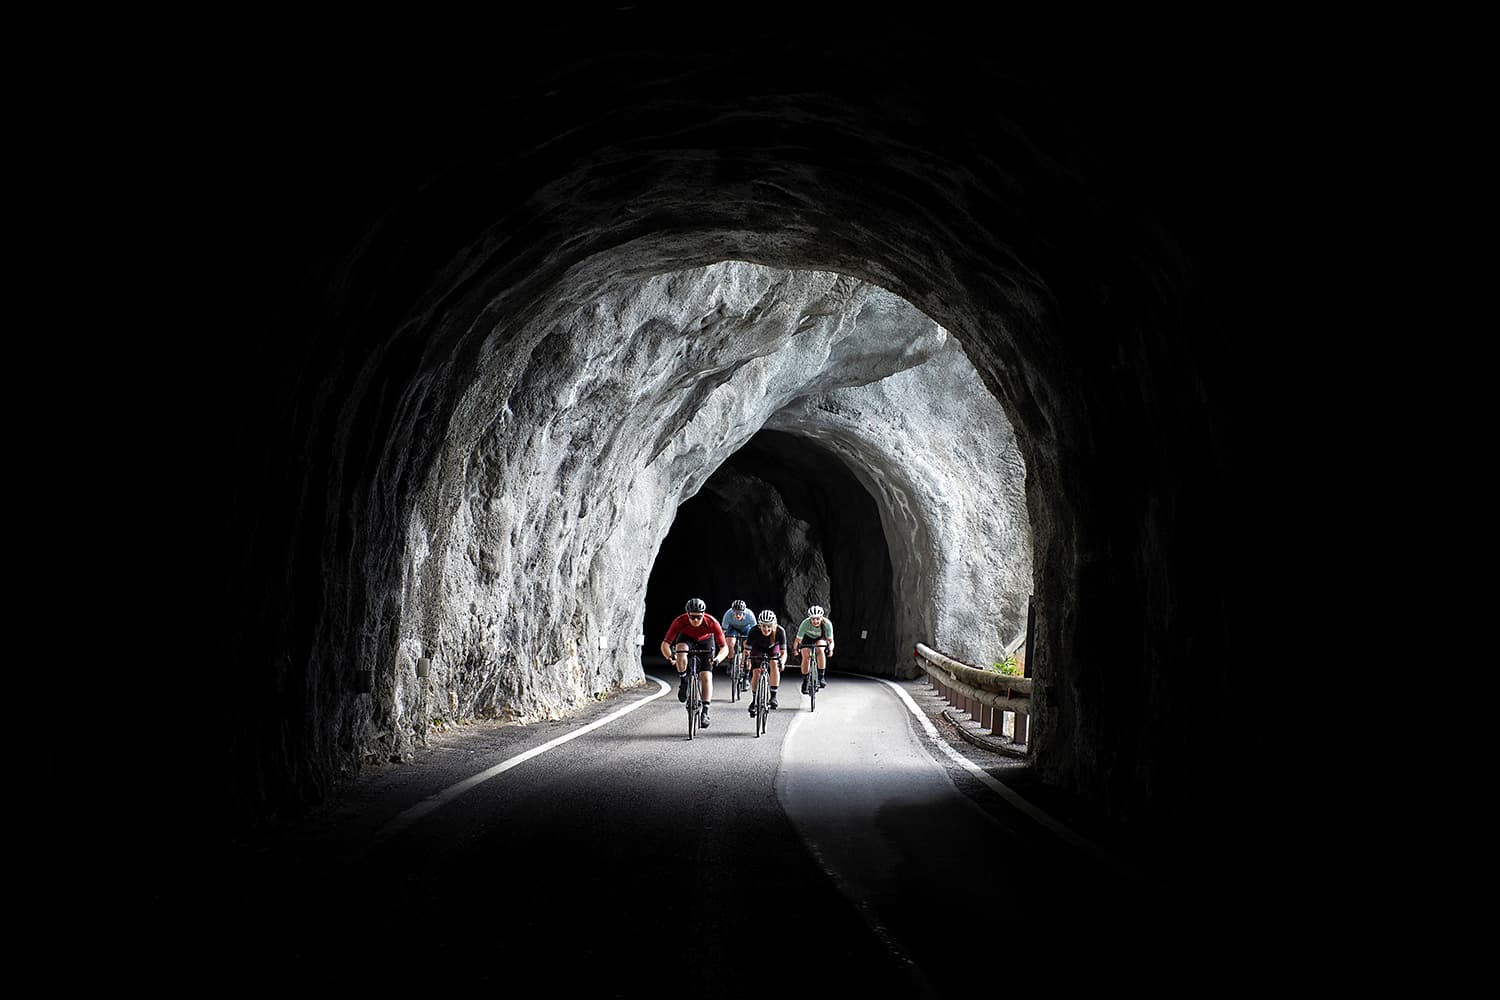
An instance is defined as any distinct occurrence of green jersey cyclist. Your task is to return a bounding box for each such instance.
[792,604,835,693]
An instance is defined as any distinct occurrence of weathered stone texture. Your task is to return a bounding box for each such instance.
[192,18,1354,859]
[387,263,1029,757]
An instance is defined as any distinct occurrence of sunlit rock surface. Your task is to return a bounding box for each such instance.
[385,262,1029,758]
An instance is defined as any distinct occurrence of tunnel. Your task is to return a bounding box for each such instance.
[376,261,1027,741]
[77,13,1373,978]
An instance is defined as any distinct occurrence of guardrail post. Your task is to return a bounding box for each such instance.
[1020,595,1036,749]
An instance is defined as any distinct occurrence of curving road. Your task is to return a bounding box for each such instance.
[143,667,1234,994]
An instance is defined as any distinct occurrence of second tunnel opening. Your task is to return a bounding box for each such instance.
[644,429,896,673]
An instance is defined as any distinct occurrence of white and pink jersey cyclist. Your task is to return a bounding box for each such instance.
[743,609,787,716]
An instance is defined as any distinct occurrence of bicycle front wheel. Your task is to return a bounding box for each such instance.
[729,650,741,702]
[687,668,700,740]
[756,677,769,736]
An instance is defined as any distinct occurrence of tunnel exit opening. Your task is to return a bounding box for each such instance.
[644,429,896,673]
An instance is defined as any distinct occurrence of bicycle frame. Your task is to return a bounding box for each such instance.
[728,636,746,703]
[750,655,779,736]
[798,639,828,711]
[674,644,706,740]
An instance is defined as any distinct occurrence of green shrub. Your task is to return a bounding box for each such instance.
[991,653,1021,676]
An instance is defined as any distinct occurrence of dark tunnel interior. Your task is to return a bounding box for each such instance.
[644,430,896,666]
[45,15,1386,971]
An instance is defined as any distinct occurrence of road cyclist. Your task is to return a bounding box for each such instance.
[660,598,728,731]
[792,604,835,704]
[721,599,757,697]
[743,609,787,723]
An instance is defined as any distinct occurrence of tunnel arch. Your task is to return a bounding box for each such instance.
[395,262,1030,747]
[194,18,1327,868]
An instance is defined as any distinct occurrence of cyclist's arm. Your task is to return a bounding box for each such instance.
[661,616,682,660]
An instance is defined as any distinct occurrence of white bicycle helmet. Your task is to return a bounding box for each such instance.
[806,605,825,618]
[731,599,747,611]
[758,609,777,625]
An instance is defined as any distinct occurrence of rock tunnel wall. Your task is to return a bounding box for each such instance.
[182,15,1354,857]
[388,263,1027,760]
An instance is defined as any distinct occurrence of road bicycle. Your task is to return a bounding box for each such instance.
[727,637,746,703]
[748,654,779,737]
[800,639,829,712]
[675,645,708,739]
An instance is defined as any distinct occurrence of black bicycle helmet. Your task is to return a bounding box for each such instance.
[685,598,706,613]
[732,599,747,611]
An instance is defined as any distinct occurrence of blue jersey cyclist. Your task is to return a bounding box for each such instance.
[721,599,757,689]
[660,598,728,729]
[792,604,835,693]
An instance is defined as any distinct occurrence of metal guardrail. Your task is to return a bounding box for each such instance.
[913,641,1030,750]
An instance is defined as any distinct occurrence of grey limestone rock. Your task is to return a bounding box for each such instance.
[385,262,1030,756]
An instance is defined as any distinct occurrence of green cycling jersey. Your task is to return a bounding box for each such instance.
[795,617,834,643]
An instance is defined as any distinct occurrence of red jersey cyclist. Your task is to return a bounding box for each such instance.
[742,609,787,716]
[792,604,835,693]
[660,598,728,729]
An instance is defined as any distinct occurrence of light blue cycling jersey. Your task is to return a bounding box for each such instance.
[721,608,757,636]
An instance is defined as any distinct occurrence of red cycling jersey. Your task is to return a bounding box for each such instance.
[663,613,728,650]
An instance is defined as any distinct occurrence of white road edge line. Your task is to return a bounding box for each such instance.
[374,676,672,844]
[877,677,1205,919]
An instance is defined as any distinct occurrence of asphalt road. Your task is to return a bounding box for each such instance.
[134,666,1239,994]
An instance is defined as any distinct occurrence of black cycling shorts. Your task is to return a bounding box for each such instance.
[672,637,716,668]
[748,649,783,668]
